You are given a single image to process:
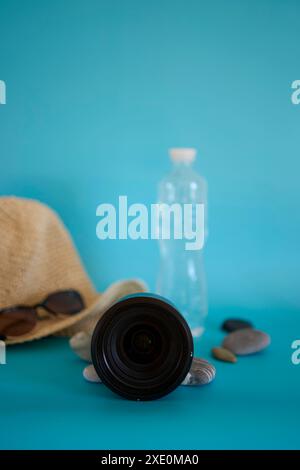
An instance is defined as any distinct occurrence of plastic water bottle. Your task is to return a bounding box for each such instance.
[156,148,208,337]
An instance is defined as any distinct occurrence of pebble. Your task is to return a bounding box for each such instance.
[212,346,237,363]
[83,364,102,383]
[222,328,270,355]
[222,318,253,333]
[181,357,216,386]
[69,331,92,362]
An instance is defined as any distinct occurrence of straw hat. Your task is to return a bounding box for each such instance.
[0,196,147,345]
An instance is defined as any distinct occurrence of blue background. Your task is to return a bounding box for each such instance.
[0,0,300,450]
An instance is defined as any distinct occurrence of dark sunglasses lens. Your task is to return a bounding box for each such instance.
[0,309,37,337]
[43,290,85,314]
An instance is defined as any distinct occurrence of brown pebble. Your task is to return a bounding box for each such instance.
[212,347,237,363]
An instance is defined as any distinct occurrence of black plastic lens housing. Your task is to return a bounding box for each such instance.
[91,294,194,401]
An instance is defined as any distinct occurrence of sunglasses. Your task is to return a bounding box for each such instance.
[0,289,85,339]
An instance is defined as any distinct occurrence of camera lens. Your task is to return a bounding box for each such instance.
[91,294,194,401]
[123,324,162,364]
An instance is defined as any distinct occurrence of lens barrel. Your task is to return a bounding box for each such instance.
[91,294,194,401]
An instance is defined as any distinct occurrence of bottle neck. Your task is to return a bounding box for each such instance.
[171,160,194,174]
[172,161,193,169]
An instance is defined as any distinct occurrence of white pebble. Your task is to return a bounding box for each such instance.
[83,364,102,383]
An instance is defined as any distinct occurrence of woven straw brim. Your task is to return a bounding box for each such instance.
[5,279,147,345]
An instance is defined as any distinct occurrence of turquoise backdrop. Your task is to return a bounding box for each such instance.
[0,0,300,450]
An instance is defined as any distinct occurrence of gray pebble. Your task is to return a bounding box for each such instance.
[222,328,270,355]
[83,364,102,383]
[181,357,216,386]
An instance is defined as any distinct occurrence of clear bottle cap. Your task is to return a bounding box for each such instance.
[169,148,197,163]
